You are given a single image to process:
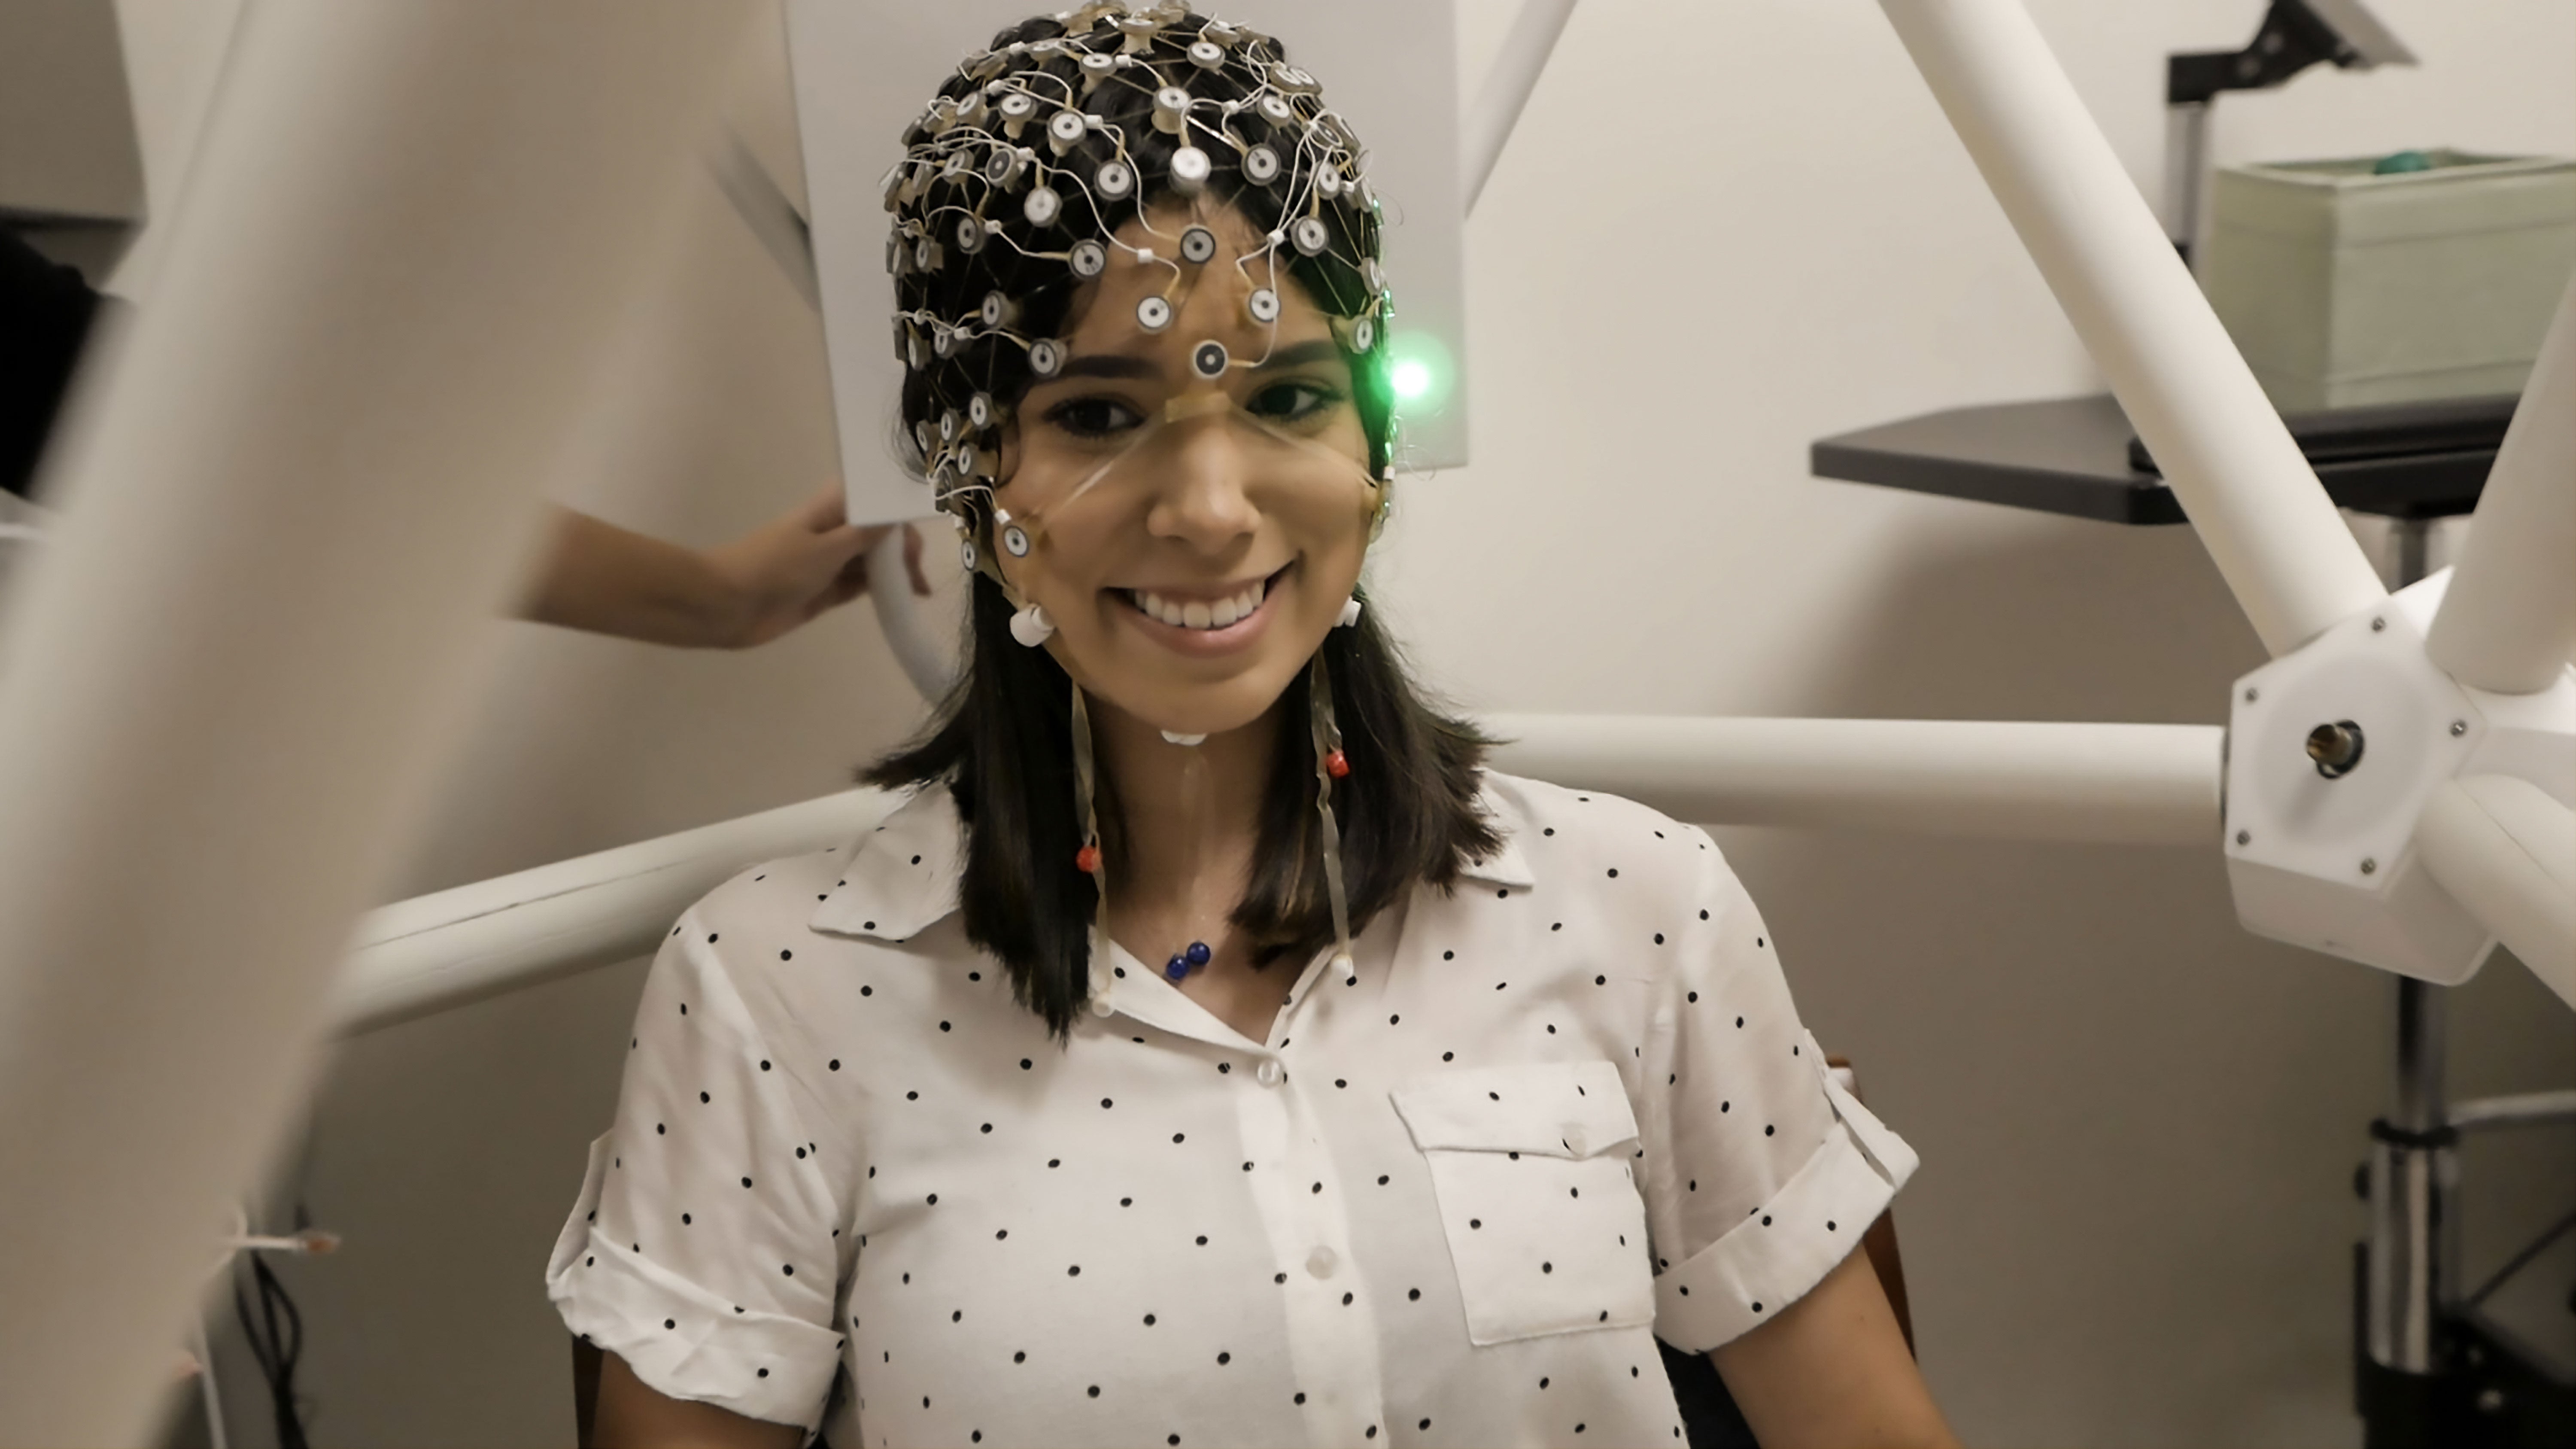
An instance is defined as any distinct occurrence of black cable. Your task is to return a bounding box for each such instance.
[232,1213,314,1449]
[2463,1205,2576,1312]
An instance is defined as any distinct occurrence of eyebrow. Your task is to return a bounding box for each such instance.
[1045,338,1349,384]
[1252,340,1345,373]
[1052,353,1160,382]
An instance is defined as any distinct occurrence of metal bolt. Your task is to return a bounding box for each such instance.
[2476,1387,2506,1415]
[2236,830,2251,846]
[2371,617,2387,632]
[2307,720,2366,778]
[2244,687,2260,703]
[2451,720,2467,737]
[2361,857,2378,875]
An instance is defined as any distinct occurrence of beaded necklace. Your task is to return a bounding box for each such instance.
[1163,940,1213,982]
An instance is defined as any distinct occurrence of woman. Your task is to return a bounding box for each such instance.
[549,6,1953,1445]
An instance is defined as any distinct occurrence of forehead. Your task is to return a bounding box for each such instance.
[1057,203,1330,356]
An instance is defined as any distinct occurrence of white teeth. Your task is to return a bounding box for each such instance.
[1131,577,1271,630]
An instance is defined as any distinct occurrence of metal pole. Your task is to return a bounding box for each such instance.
[2367,975,2449,1371]
[2365,518,2453,1378]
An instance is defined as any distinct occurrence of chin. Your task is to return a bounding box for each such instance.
[1137,669,1300,738]
[1085,647,1319,741]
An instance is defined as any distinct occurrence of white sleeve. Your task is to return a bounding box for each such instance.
[1633,830,1919,1352]
[545,915,848,1436]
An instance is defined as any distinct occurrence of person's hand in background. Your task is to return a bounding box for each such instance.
[522,486,933,649]
[706,485,932,648]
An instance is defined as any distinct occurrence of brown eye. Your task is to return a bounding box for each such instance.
[1247,382,1339,423]
[1045,397,1142,438]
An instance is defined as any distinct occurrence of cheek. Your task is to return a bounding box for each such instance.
[1284,489,1374,577]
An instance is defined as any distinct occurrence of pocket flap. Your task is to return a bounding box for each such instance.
[1391,1060,1639,1159]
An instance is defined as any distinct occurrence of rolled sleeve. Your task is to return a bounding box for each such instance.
[1636,832,1919,1352]
[545,917,846,1435]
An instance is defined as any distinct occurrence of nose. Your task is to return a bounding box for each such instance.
[1142,410,1261,552]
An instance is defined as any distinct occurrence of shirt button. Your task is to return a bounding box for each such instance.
[1255,1060,1283,1087]
[1306,1246,1337,1278]
[1090,997,1114,1018]
[1563,1128,1589,1157]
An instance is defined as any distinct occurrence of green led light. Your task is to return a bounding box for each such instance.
[1381,328,1453,419]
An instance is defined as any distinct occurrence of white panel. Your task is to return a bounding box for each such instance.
[790,0,1467,528]
[0,0,145,223]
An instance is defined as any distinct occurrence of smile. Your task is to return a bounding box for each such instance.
[1114,565,1291,648]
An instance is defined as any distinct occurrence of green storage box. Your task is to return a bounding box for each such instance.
[2199,150,2576,412]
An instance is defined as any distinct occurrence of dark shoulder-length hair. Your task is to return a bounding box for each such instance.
[866,12,1498,1039]
[869,577,1498,1041]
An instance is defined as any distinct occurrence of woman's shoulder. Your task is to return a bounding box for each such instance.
[1466,769,1757,940]
[680,836,860,939]
[683,786,960,935]
[1476,769,1738,882]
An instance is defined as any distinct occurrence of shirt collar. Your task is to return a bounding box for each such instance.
[809,775,1535,942]
[1454,779,1536,890]
[809,784,963,942]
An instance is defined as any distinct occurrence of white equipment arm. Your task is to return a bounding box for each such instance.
[1486,716,2222,846]
[2418,775,2576,1011]
[334,790,900,1037]
[1876,0,2387,658]
[325,717,2213,1051]
[2426,277,2576,697]
[0,5,747,1440]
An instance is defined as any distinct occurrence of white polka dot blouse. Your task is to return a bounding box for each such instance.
[546,771,1918,1447]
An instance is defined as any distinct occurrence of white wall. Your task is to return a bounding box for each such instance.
[102,2,2571,1446]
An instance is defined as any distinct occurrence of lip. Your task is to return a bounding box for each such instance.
[1112,563,1291,656]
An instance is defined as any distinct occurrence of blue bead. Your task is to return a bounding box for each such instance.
[1185,941,1212,966]
[1166,955,1190,981]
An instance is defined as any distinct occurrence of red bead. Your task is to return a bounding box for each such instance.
[1075,844,1101,874]
[1325,749,1350,779]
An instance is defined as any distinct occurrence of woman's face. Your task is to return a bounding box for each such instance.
[992,203,1375,738]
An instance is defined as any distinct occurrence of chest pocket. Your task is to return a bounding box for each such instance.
[1391,1060,1656,1346]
